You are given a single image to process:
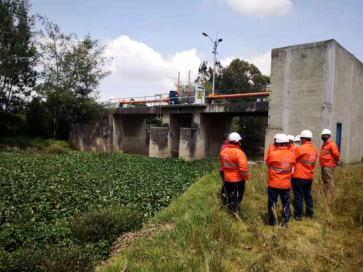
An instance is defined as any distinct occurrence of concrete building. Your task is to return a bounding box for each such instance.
[265,39,363,164]
[70,39,363,163]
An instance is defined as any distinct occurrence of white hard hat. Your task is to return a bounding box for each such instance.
[274,133,280,139]
[300,130,313,138]
[275,134,289,143]
[229,132,242,143]
[288,135,295,141]
[321,129,331,135]
[294,135,301,142]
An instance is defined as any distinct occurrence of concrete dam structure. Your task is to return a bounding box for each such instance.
[70,39,363,163]
[70,102,268,160]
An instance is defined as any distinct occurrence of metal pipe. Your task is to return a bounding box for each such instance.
[207,92,270,100]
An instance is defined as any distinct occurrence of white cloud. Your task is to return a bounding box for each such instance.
[217,0,292,17]
[100,36,201,101]
[220,51,271,76]
[99,35,271,101]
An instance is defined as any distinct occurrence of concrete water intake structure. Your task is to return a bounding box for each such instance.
[70,39,363,164]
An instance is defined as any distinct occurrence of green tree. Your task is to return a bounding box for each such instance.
[195,58,270,93]
[34,16,111,139]
[0,0,37,132]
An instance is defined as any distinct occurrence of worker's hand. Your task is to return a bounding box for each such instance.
[336,160,341,167]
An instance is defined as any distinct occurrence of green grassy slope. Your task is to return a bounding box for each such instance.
[99,164,363,272]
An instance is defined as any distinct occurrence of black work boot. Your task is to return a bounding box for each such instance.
[294,215,303,221]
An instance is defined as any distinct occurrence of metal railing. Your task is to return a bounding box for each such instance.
[109,88,270,108]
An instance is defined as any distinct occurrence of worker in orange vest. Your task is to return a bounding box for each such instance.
[265,133,280,161]
[319,129,341,192]
[265,134,296,227]
[291,130,318,221]
[220,132,249,213]
[288,135,295,153]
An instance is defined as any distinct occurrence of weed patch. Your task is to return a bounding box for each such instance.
[71,206,143,243]
[100,164,363,272]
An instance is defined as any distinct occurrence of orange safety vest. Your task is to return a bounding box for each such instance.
[319,139,340,167]
[293,141,318,180]
[265,143,276,161]
[220,145,249,182]
[288,143,295,153]
[265,146,296,189]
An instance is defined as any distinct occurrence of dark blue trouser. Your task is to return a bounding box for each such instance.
[220,171,225,199]
[268,187,291,225]
[224,181,245,213]
[292,177,313,217]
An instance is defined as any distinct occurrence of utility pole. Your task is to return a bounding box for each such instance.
[202,32,223,95]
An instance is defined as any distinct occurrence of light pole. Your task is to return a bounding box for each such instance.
[202,32,223,95]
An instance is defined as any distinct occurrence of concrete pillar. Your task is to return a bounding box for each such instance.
[179,128,198,160]
[149,127,171,158]
[119,115,148,155]
[112,115,123,152]
[191,111,205,159]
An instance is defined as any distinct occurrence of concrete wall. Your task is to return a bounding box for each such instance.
[266,39,363,163]
[69,115,114,152]
[331,42,363,163]
[70,114,148,154]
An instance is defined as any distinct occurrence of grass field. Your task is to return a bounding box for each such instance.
[100,163,363,272]
[0,151,216,271]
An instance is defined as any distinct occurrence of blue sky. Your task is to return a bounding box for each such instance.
[30,0,363,100]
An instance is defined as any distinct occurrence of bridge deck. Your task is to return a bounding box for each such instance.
[114,101,268,116]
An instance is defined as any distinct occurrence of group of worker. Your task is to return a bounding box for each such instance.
[219,129,340,227]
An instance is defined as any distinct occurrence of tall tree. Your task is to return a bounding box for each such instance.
[195,58,270,93]
[0,0,37,116]
[35,17,111,138]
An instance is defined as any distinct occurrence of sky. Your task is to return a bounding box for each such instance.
[30,0,363,101]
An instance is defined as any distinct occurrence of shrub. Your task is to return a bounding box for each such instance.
[44,145,70,155]
[4,245,99,272]
[71,206,143,243]
[0,137,70,151]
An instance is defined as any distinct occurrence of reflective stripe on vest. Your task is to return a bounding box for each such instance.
[270,166,292,173]
[240,171,249,175]
[223,163,238,168]
[298,159,316,165]
[321,151,331,154]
